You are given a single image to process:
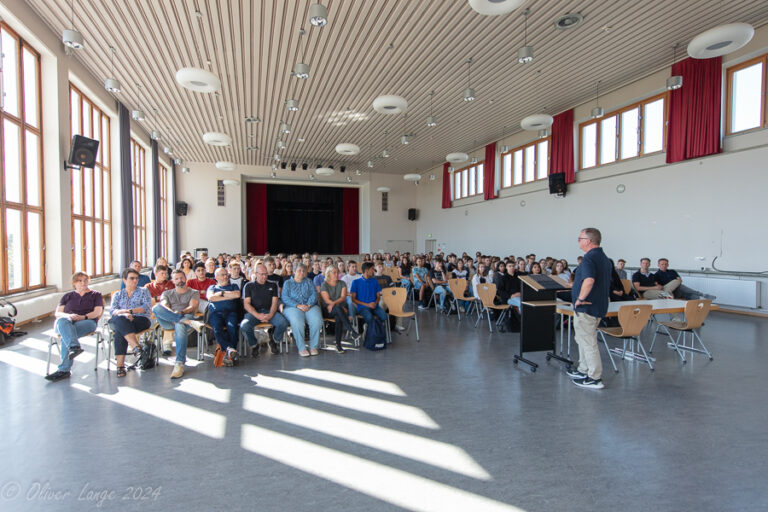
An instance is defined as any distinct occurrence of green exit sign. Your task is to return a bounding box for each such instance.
[427,233,433,238]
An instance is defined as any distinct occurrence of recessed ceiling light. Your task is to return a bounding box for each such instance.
[202,131,232,146]
[554,12,584,30]
[335,143,360,155]
[215,161,236,171]
[468,0,525,16]
[521,114,554,131]
[446,152,469,163]
[372,95,408,115]
[175,67,221,93]
[687,23,754,59]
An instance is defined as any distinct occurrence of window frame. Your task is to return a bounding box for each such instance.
[500,137,550,189]
[0,22,45,295]
[725,53,768,135]
[578,92,668,171]
[452,161,484,201]
[159,162,169,260]
[130,138,147,264]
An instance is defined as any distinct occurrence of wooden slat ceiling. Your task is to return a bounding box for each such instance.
[26,0,768,174]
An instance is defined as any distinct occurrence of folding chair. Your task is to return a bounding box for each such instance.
[446,278,477,321]
[650,299,713,363]
[473,283,509,333]
[46,329,106,376]
[381,287,419,342]
[598,304,654,372]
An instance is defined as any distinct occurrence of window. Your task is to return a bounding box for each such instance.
[726,54,767,134]
[501,138,550,188]
[130,139,147,264]
[579,93,667,170]
[159,163,169,259]
[70,84,112,277]
[452,162,484,200]
[0,23,44,294]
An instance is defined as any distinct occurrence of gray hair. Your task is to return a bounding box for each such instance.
[581,227,602,246]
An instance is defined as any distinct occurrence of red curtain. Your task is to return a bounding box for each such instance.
[483,142,497,200]
[441,162,452,209]
[551,109,575,184]
[246,183,268,254]
[666,57,722,164]
[341,188,359,254]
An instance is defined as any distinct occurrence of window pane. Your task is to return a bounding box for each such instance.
[536,141,548,179]
[3,119,21,202]
[24,130,40,206]
[103,169,110,220]
[731,62,763,132]
[73,219,83,271]
[104,226,112,274]
[102,116,109,165]
[600,116,617,165]
[84,167,93,217]
[513,150,523,184]
[70,89,80,136]
[524,146,535,182]
[94,167,102,218]
[72,167,83,215]
[502,153,512,187]
[454,172,460,199]
[477,163,484,194]
[468,167,476,196]
[621,108,639,159]
[95,222,103,276]
[581,123,597,169]
[85,220,94,276]
[461,170,468,197]
[1,30,19,117]
[5,208,23,289]
[643,98,665,154]
[22,47,39,127]
[27,211,41,287]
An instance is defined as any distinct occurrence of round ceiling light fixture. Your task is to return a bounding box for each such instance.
[175,67,221,93]
[316,167,335,176]
[403,173,421,182]
[376,186,391,193]
[687,23,754,59]
[468,0,525,16]
[131,109,145,121]
[221,179,239,186]
[308,3,329,27]
[335,143,360,155]
[446,152,469,163]
[355,169,362,175]
[293,62,310,79]
[372,95,408,115]
[104,77,121,93]
[215,161,236,171]
[203,131,232,146]
[62,28,84,49]
[285,99,299,111]
[554,12,584,30]
[521,114,554,131]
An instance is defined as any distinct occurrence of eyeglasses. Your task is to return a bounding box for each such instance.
[577,237,590,241]
[127,276,138,281]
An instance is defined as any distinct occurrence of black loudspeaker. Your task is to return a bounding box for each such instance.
[548,173,567,196]
[290,163,297,171]
[408,208,417,221]
[176,201,189,216]
[280,162,287,170]
[67,135,100,168]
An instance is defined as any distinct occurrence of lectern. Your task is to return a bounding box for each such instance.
[513,274,573,372]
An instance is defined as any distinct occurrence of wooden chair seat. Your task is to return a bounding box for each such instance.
[658,320,688,330]
[597,326,624,337]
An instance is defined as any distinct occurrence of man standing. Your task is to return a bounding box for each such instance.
[241,264,288,356]
[567,228,612,390]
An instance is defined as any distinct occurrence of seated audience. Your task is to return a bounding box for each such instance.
[207,268,242,366]
[632,257,668,299]
[282,264,323,357]
[412,256,431,310]
[45,272,104,382]
[120,260,151,289]
[351,262,388,333]
[342,260,361,320]
[431,260,451,312]
[204,258,217,279]
[320,266,361,353]
[187,262,216,311]
[530,262,543,275]
[150,257,168,280]
[616,259,628,280]
[655,258,715,300]
[228,261,246,290]
[263,256,282,294]
[241,264,287,356]
[307,260,322,281]
[609,259,635,302]
[152,270,202,378]
[500,261,522,308]
[109,268,152,378]
[146,264,175,299]
[471,262,488,297]
[180,258,195,280]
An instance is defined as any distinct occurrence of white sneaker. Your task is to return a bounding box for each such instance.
[394,325,406,332]
[170,362,184,379]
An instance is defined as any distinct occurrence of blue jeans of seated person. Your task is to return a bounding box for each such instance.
[357,304,388,330]
[508,296,521,308]
[54,317,97,372]
[208,309,240,352]
[345,296,356,320]
[152,305,194,363]
[433,285,449,308]
[283,305,322,351]
[401,279,412,294]
[240,310,288,347]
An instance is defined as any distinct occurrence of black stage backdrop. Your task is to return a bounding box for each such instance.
[266,184,343,253]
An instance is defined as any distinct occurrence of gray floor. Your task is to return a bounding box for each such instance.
[1,308,767,512]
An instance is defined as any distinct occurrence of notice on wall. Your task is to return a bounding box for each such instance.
[217,180,225,206]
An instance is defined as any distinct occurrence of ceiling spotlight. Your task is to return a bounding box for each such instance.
[463,58,475,102]
[181,167,190,174]
[173,158,182,165]
[297,137,306,142]
[401,134,410,145]
[308,3,329,27]
[538,129,549,139]
[273,153,280,161]
[272,164,278,171]
[163,146,173,155]
[277,140,286,150]
[270,172,277,178]
[293,62,310,79]
[591,80,605,118]
[290,163,297,171]
[554,12,584,30]
[280,162,287,170]
[355,169,362,175]
[150,130,161,140]
[280,122,291,134]
[301,163,308,170]
[426,90,437,126]
[667,43,683,91]
[382,150,390,158]
[131,109,145,121]
[429,174,436,181]
[470,157,479,164]
[247,145,259,151]
[367,160,374,168]
[104,46,122,93]
[340,166,346,173]
[285,99,299,111]
[518,9,534,64]
[62,28,84,49]
[346,176,352,182]
[245,116,261,123]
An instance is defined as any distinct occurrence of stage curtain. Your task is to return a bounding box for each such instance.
[341,188,359,254]
[667,56,722,164]
[551,109,575,184]
[483,142,497,200]
[117,102,134,269]
[246,183,268,254]
[441,162,452,208]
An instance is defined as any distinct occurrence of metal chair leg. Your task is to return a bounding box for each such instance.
[635,336,654,371]
[598,331,619,373]
[693,330,713,360]
[414,314,420,341]
[46,336,56,376]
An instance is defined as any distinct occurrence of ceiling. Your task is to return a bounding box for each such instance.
[26,0,768,175]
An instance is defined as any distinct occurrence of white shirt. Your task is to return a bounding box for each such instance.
[341,273,360,289]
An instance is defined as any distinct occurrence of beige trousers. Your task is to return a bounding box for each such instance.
[574,312,602,380]
[642,279,680,299]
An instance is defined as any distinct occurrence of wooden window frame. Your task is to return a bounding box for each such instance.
[725,53,768,135]
[452,161,484,200]
[500,137,551,189]
[578,92,669,170]
[0,22,45,295]
[69,83,112,277]
[130,139,147,264]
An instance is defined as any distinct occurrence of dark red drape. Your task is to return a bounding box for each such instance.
[551,109,575,184]
[666,57,722,164]
[441,162,451,209]
[341,188,359,254]
[246,183,268,254]
[483,142,497,200]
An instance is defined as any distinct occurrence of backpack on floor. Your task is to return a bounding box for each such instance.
[364,318,387,351]
[0,298,25,344]
[131,339,157,370]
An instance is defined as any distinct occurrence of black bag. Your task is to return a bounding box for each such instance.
[132,339,157,370]
[363,318,387,351]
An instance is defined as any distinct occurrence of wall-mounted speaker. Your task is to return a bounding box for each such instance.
[176,201,189,216]
[408,208,417,221]
[548,173,567,197]
[67,135,100,168]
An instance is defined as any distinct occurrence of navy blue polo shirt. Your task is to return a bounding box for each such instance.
[654,269,680,286]
[632,270,659,288]
[350,276,381,311]
[206,283,241,314]
[572,247,612,318]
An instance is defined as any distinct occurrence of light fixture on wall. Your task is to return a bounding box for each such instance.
[463,58,475,102]
[270,171,277,178]
[666,43,683,90]
[173,158,182,165]
[591,80,605,118]
[426,90,437,127]
[309,3,329,27]
[346,176,352,183]
[104,46,121,93]
[518,9,534,64]
[616,184,626,194]
[62,0,84,49]
[429,174,436,180]
[285,99,299,111]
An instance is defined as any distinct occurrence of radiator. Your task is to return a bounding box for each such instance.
[682,276,760,308]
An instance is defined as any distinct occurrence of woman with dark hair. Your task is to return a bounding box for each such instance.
[109,268,152,377]
[399,255,413,294]
[180,257,195,281]
[530,262,543,275]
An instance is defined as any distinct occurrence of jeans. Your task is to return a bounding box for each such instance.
[208,308,240,352]
[433,285,449,308]
[282,305,322,351]
[108,315,151,356]
[401,279,413,294]
[345,296,356,320]
[323,304,356,343]
[357,305,388,329]
[507,296,521,308]
[240,310,288,347]
[152,305,194,363]
[53,317,97,372]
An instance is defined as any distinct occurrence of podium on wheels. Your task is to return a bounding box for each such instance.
[513,274,573,372]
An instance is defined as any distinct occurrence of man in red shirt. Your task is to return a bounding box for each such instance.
[146,264,175,299]
[187,263,215,312]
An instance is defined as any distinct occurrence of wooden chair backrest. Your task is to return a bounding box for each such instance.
[448,278,467,298]
[475,283,497,308]
[621,279,632,295]
[683,299,711,329]
[381,287,407,315]
[616,304,653,337]
[383,266,400,282]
